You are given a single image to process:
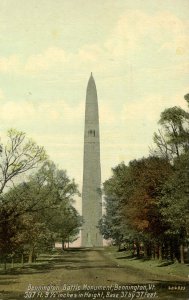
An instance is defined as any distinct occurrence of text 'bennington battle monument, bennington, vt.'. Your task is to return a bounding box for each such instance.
[81,73,103,247]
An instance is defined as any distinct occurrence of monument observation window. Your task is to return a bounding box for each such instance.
[88,130,95,137]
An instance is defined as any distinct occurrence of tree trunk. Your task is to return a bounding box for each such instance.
[169,241,175,261]
[131,242,135,257]
[11,257,14,268]
[151,244,156,259]
[62,239,65,251]
[180,243,184,264]
[158,245,162,260]
[135,242,140,257]
[144,244,148,259]
[155,244,158,260]
[21,253,24,266]
[4,258,7,271]
[151,247,155,260]
[147,243,152,258]
[163,241,168,260]
[28,247,34,264]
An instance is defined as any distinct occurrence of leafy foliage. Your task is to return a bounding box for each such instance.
[0,130,81,265]
[101,94,189,262]
[0,129,47,194]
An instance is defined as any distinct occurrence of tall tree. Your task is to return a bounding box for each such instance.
[159,153,189,263]
[0,161,80,263]
[152,96,189,160]
[99,163,130,249]
[48,204,82,249]
[0,129,47,194]
[101,157,173,257]
[123,157,173,258]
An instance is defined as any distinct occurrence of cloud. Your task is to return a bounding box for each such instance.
[0,44,105,75]
[106,10,189,57]
[0,10,188,78]
[0,98,85,183]
[0,55,21,73]
[0,88,4,99]
[24,44,107,75]
[0,101,35,121]
[100,103,117,125]
[76,44,103,64]
[121,92,188,124]
[25,47,68,73]
[0,98,84,126]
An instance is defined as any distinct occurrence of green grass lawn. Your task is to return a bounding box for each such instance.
[0,249,188,300]
[104,246,189,281]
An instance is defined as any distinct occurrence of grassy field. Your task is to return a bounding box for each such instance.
[104,246,189,281]
[0,248,188,300]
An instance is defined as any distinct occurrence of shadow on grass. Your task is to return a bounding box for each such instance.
[40,257,88,263]
[0,276,17,279]
[116,255,182,265]
[116,255,189,270]
[1,249,188,300]
[0,291,23,300]
[0,261,54,275]
[0,279,18,285]
[0,250,100,276]
[116,255,152,262]
[158,261,175,267]
[53,264,121,271]
[116,254,134,259]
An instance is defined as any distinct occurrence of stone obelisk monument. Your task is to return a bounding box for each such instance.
[81,73,103,247]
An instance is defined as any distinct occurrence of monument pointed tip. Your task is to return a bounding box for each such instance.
[87,72,96,92]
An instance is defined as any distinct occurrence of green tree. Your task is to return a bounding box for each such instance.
[101,157,172,258]
[123,157,172,259]
[0,161,80,264]
[152,96,189,160]
[101,94,189,263]
[152,94,189,262]
[48,203,82,250]
[0,129,47,194]
[17,213,53,263]
[0,204,21,269]
[99,163,129,250]
[159,153,189,263]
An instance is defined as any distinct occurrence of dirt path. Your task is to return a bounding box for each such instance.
[0,248,188,300]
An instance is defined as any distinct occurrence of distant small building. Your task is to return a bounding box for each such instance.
[54,242,62,249]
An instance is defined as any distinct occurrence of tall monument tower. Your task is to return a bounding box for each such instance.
[81,73,103,247]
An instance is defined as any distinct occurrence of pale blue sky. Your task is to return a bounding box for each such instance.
[0,0,189,211]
